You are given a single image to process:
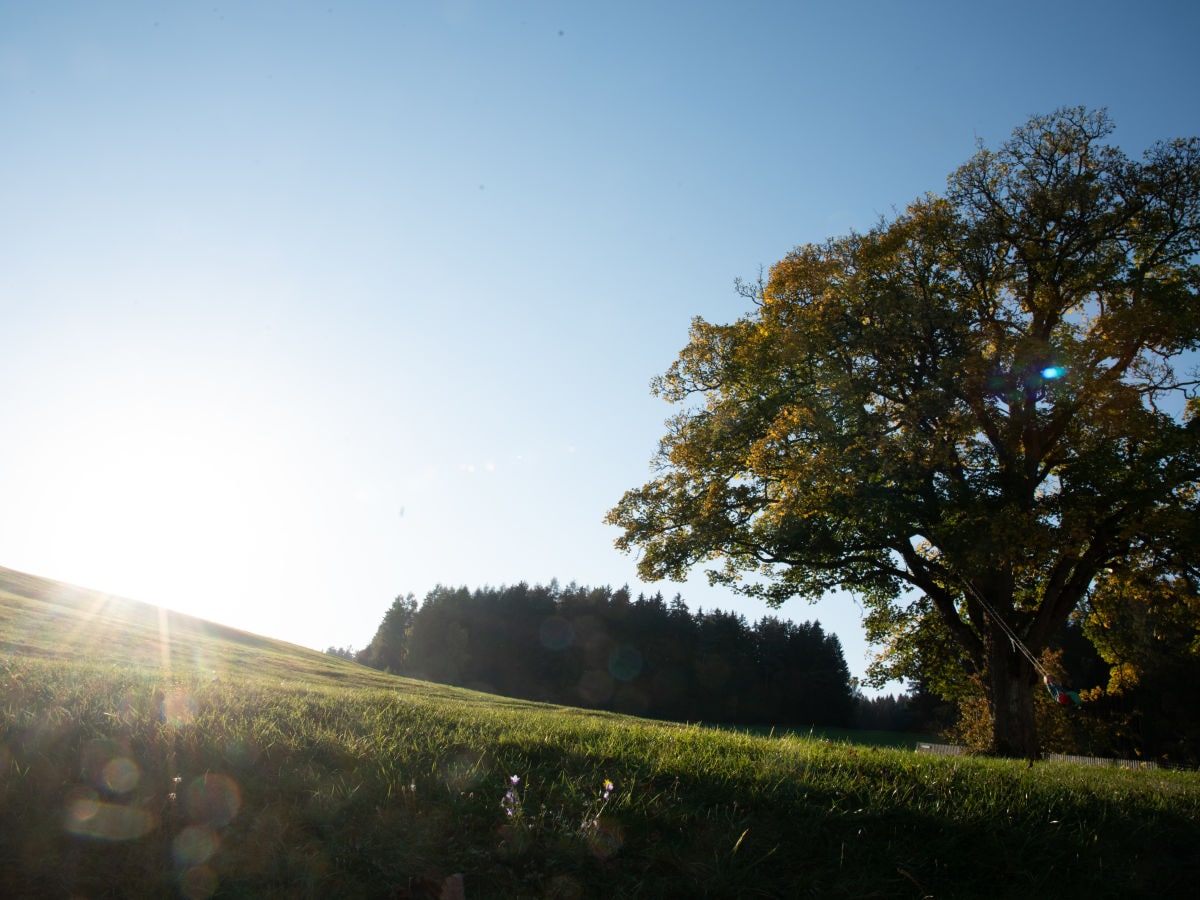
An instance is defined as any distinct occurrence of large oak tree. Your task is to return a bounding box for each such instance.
[606,108,1199,757]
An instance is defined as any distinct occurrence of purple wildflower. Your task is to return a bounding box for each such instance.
[501,775,521,818]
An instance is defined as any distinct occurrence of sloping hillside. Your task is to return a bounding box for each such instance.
[2,565,342,674]
[2,565,1198,899]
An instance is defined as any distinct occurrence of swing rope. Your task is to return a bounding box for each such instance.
[971,591,1048,679]
[968,589,1081,707]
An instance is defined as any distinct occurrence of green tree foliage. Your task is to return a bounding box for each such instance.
[605,108,1200,758]
[357,593,417,673]
[1080,564,1200,763]
[364,582,856,728]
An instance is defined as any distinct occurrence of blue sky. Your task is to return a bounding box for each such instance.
[2,1,1196,691]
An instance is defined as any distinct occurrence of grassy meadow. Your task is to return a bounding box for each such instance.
[2,566,1198,898]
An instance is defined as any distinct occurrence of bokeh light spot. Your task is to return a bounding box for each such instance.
[161,690,198,726]
[608,644,643,682]
[174,824,220,867]
[184,773,241,827]
[223,737,262,768]
[585,817,624,860]
[179,863,219,899]
[578,669,614,705]
[64,787,156,841]
[102,757,140,794]
[538,616,574,651]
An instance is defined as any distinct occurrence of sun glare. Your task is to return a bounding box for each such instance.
[25,397,297,630]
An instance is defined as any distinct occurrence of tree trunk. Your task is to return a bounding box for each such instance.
[986,634,1040,759]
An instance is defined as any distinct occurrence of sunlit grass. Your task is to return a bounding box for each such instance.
[2,566,1198,898]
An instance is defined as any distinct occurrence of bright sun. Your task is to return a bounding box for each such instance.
[22,391,298,629]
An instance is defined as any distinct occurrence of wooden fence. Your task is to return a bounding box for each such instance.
[914,743,1159,769]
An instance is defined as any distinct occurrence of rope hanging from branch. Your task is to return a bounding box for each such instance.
[970,591,1082,708]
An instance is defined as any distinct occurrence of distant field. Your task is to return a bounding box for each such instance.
[737,724,942,751]
[2,565,1198,898]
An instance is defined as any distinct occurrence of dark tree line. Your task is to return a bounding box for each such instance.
[356,582,856,728]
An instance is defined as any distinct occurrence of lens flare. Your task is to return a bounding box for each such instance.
[102,757,140,794]
[184,773,242,827]
[63,787,156,841]
[179,863,219,900]
[161,690,198,727]
[174,824,220,866]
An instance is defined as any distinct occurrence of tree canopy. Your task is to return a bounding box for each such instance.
[606,108,1200,757]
